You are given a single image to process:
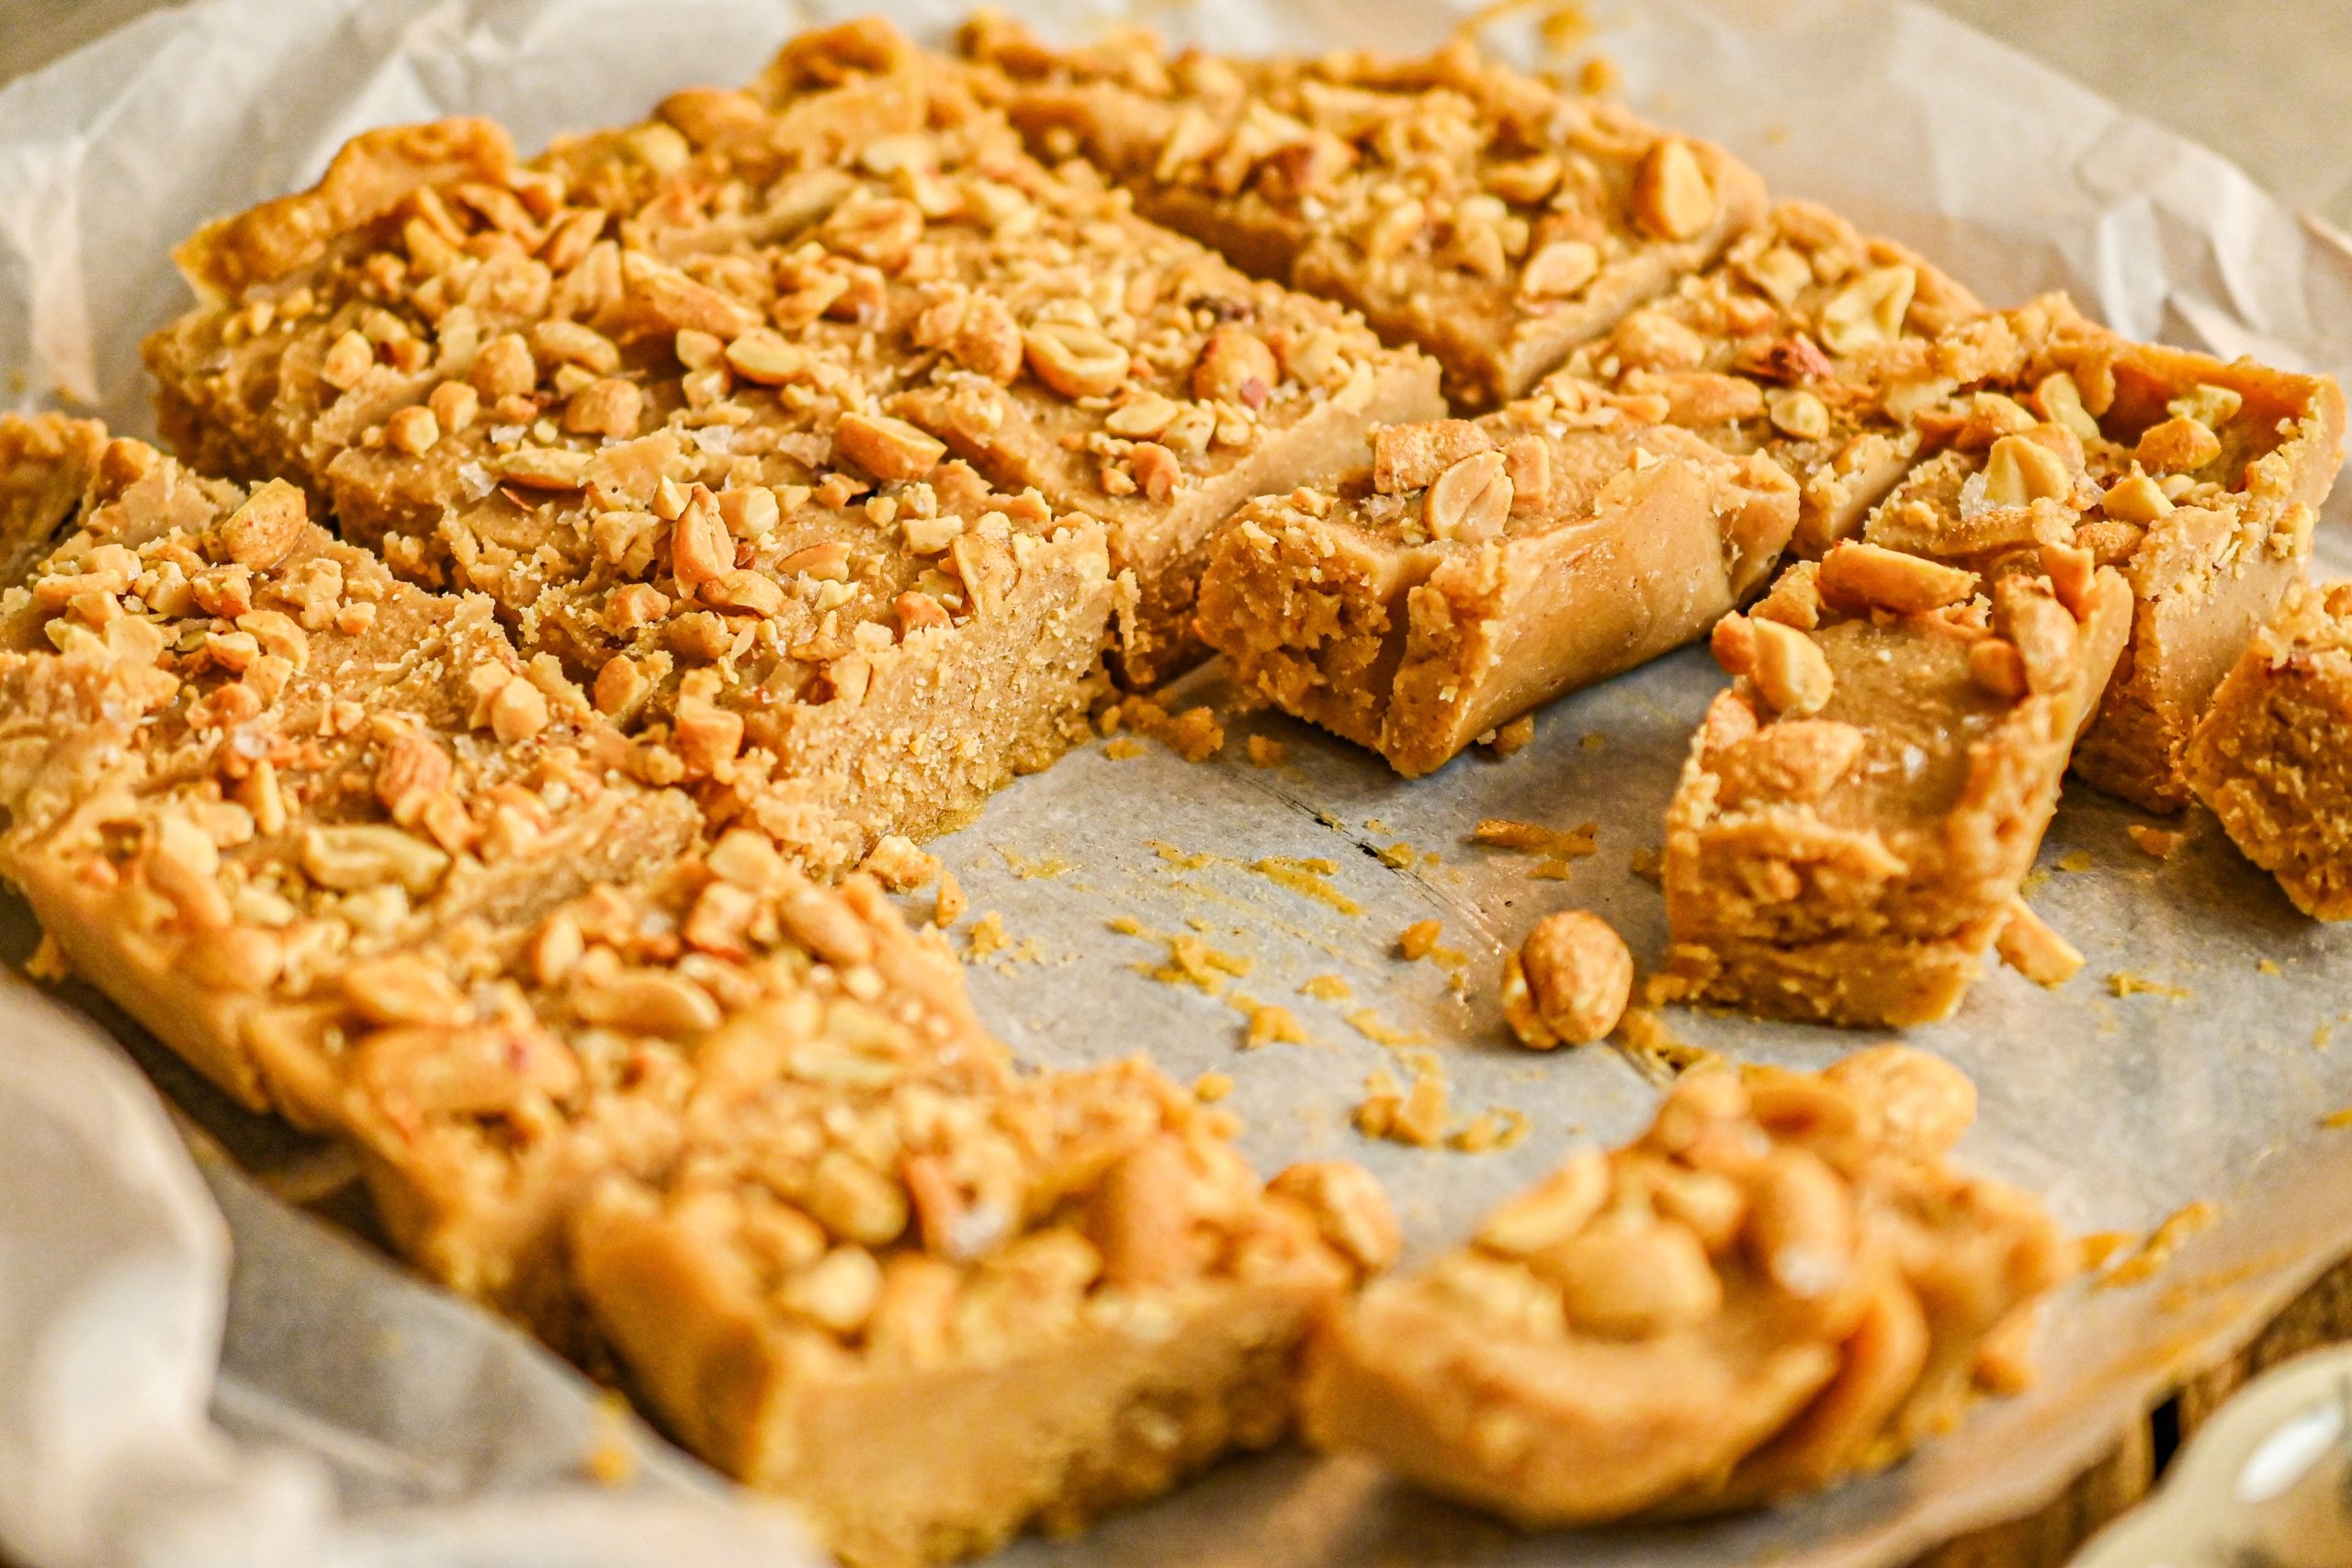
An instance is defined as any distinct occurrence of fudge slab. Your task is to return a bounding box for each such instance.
[960,13,1766,409]
[1553,200,1983,557]
[1304,1048,2069,1523]
[1660,529,2132,1026]
[145,19,1438,705]
[573,1056,1396,1568]
[1196,404,1796,776]
[2186,581,2352,919]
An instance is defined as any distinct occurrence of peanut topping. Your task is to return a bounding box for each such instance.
[1424,449,1512,543]
[2100,471,2174,524]
[1817,541,1976,615]
[1191,327,1278,406]
[1630,139,1716,241]
[2135,414,2222,473]
[1373,419,1493,494]
[1023,320,1129,399]
[214,480,307,570]
[1981,434,2072,508]
[384,405,441,456]
[1520,239,1600,299]
[1818,265,1917,355]
[833,412,946,482]
[1995,897,2084,987]
[1502,910,1634,1048]
[1747,618,1833,716]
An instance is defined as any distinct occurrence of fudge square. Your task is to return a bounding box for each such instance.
[575,1056,1396,1568]
[1660,530,2132,1027]
[1195,400,1797,777]
[1552,199,1984,558]
[1303,1048,2069,1524]
[2187,581,2352,919]
[959,13,1766,409]
[144,17,1439,717]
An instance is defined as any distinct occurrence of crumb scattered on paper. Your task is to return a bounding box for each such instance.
[584,1391,638,1488]
[2109,971,2192,1001]
[1193,1071,1234,1102]
[2096,1201,2221,1290]
[2127,825,2186,859]
[1251,856,1362,915]
[1345,1009,1429,1048]
[966,910,1009,960]
[1356,1063,1447,1147]
[999,848,1071,880]
[1478,713,1534,756]
[2056,850,2094,874]
[933,869,967,927]
[1103,736,1145,760]
[1300,974,1351,1002]
[1245,734,1285,767]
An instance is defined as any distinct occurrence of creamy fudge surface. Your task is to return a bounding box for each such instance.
[960,11,1765,408]
[1305,1048,2069,1523]
[1554,200,1983,557]
[2187,581,2352,919]
[1197,400,1795,776]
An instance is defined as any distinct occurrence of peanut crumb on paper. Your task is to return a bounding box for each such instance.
[2109,971,2192,1001]
[2055,850,2094,874]
[2095,1201,2221,1290]
[24,933,68,983]
[933,870,967,928]
[999,848,1071,880]
[1232,995,1307,1048]
[1450,1108,1532,1154]
[1245,734,1285,767]
[1477,713,1535,757]
[965,910,1009,961]
[1300,974,1351,1003]
[2076,1231,2135,1271]
[2322,1107,2352,1129]
[1103,737,1145,760]
[1629,844,1665,886]
[1615,1006,1720,1079]
[584,1392,638,1488]
[1356,1064,1447,1147]
[2128,825,2187,859]
[1376,841,1418,869]
[1252,856,1362,915]
[1193,1071,1234,1103]
[1345,1009,1428,1048]
[1580,731,1607,751]
[2257,958,2283,978]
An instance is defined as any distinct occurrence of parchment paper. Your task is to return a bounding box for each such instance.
[3,1,2351,1565]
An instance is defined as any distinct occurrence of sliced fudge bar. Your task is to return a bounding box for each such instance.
[1976,304,2347,811]
[1195,401,1796,776]
[1304,1048,2069,1523]
[2186,581,2352,919]
[1552,200,1982,557]
[960,13,1765,408]
[1659,412,2133,1023]
[574,1055,1396,1568]
[145,20,1437,708]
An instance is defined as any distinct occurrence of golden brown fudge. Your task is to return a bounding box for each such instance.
[1552,200,1982,557]
[960,14,1766,408]
[1960,306,2347,811]
[576,1057,1396,1568]
[1304,1047,2070,1524]
[2186,581,2352,918]
[1195,402,1796,776]
[145,20,1438,702]
[1658,450,2133,1024]
[0,413,106,590]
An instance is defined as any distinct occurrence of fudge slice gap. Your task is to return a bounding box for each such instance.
[2186,580,2352,919]
[1304,1047,2070,1523]
[1195,398,1796,777]
[960,13,1767,408]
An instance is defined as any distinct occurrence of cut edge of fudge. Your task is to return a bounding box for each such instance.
[1657,536,2131,1027]
[2186,578,2352,919]
[1195,404,1797,777]
[1302,1046,2071,1525]
[571,1055,1397,1568]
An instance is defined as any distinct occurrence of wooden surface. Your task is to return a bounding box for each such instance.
[5,3,2352,1565]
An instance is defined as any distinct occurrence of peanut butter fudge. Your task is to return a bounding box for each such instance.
[1195,402,1796,776]
[145,20,1437,702]
[1659,487,2132,1024]
[2186,581,2352,919]
[0,413,106,589]
[960,14,1766,408]
[1552,201,1982,557]
[576,1058,1396,1568]
[1305,1048,2068,1523]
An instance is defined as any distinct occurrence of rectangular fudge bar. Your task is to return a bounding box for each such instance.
[574,1057,1395,1568]
[1195,400,1797,776]
[2186,581,2352,919]
[0,413,106,589]
[1660,473,2132,1024]
[1304,1047,2069,1523]
[959,13,1766,409]
[1552,200,1983,557]
[145,21,1439,707]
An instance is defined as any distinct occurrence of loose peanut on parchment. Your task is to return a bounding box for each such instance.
[1501,910,1634,1048]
